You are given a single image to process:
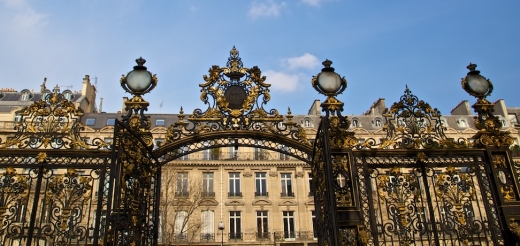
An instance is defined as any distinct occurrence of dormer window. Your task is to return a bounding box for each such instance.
[20,91,31,101]
[302,118,313,128]
[457,119,467,128]
[42,91,51,102]
[63,91,73,101]
[156,119,165,126]
[352,120,358,127]
[107,119,116,126]
[374,119,382,128]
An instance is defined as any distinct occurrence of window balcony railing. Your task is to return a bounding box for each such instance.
[273,231,316,241]
[280,191,294,197]
[256,231,270,239]
[229,232,242,240]
[200,233,215,241]
[202,191,215,197]
[184,151,291,161]
[174,233,188,241]
[254,191,268,197]
[228,192,242,197]
[175,191,189,197]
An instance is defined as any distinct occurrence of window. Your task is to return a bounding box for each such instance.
[14,113,22,122]
[156,119,165,126]
[201,210,214,241]
[254,140,266,160]
[107,119,115,126]
[20,91,31,101]
[281,173,293,197]
[42,92,51,102]
[256,211,269,239]
[279,145,289,160]
[351,120,358,127]
[86,118,95,126]
[103,138,113,149]
[63,91,73,101]
[154,138,164,149]
[501,119,508,127]
[228,146,238,159]
[440,119,447,127]
[174,211,188,241]
[255,172,267,197]
[178,146,189,160]
[229,211,242,239]
[374,119,382,127]
[311,211,317,239]
[509,114,518,125]
[303,119,311,127]
[282,211,295,239]
[176,172,188,197]
[308,173,314,196]
[202,172,214,197]
[229,173,241,197]
[458,119,467,127]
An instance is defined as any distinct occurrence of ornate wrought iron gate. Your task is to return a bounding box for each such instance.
[311,85,520,245]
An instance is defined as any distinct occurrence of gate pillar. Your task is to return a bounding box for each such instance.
[107,58,161,246]
[311,61,366,246]
[462,63,519,244]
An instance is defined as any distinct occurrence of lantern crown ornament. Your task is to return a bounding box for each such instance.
[120,57,158,96]
[461,63,493,99]
[120,57,158,135]
[311,59,348,117]
[460,63,513,147]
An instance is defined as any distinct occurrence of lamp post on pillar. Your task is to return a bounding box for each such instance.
[218,221,225,246]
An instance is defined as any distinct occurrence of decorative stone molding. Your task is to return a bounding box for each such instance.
[295,171,304,178]
[269,171,277,177]
[243,171,252,177]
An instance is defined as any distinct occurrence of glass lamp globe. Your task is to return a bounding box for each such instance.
[126,70,152,93]
[218,222,225,230]
[317,71,341,94]
[466,73,489,96]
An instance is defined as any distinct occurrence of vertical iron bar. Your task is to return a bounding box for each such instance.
[153,166,162,245]
[363,161,378,245]
[320,117,340,246]
[93,167,107,245]
[25,164,45,246]
[420,165,440,245]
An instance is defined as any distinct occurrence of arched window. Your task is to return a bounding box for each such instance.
[20,91,31,101]
[458,119,467,128]
[63,91,74,101]
[374,119,382,127]
[351,120,358,127]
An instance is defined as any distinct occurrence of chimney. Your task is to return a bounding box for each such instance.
[40,77,47,93]
[99,98,104,113]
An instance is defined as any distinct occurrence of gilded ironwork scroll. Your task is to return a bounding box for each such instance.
[0,86,110,150]
[355,153,505,245]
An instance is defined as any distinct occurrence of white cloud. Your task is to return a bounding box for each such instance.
[283,53,320,70]
[248,0,286,19]
[301,0,321,7]
[264,70,299,92]
[1,0,47,29]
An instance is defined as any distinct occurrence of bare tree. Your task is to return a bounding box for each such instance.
[160,167,203,245]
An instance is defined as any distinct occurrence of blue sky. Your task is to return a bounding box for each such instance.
[1,0,519,116]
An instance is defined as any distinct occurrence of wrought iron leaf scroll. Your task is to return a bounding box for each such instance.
[163,47,309,146]
[365,86,467,149]
[0,87,110,149]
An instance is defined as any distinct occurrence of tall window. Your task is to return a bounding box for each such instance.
[308,173,314,196]
[174,211,188,241]
[202,172,214,197]
[201,210,214,240]
[176,172,188,197]
[255,172,267,197]
[21,91,31,101]
[179,146,189,160]
[228,146,238,159]
[229,173,241,197]
[279,145,289,160]
[229,211,242,239]
[281,173,293,197]
[254,140,265,160]
[256,211,269,239]
[304,119,311,127]
[311,211,317,238]
[282,211,295,239]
